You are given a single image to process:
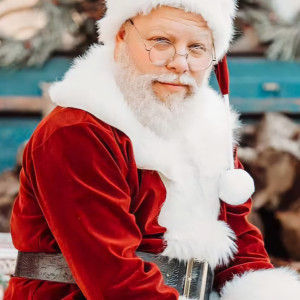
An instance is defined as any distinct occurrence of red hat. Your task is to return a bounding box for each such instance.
[215,56,255,206]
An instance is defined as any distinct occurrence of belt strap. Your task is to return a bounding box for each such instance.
[14,251,213,299]
[14,252,76,284]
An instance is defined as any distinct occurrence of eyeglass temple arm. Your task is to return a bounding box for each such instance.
[212,43,217,63]
[128,19,151,51]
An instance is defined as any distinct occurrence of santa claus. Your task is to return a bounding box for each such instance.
[4,0,300,299]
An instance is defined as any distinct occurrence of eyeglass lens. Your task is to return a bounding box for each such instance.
[149,42,213,71]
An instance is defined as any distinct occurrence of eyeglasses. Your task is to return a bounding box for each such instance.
[128,19,217,72]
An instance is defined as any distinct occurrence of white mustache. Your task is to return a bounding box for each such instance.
[152,74,198,89]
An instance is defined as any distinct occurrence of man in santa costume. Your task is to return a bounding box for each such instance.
[4,0,300,299]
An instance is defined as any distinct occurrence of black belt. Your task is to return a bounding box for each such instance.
[14,251,213,299]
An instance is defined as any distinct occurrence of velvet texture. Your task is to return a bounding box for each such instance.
[5,107,273,300]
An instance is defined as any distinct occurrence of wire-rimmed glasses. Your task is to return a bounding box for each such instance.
[129,19,216,72]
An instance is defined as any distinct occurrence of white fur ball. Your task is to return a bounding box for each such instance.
[219,169,255,206]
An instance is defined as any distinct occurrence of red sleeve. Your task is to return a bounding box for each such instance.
[214,154,274,291]
[30,123,178,300]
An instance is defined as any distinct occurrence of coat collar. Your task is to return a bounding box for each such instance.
[50,44,239,268]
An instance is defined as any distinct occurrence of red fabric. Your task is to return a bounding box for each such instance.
[214,156,273,291]
[5,107,273,300]
[214,56,230,95]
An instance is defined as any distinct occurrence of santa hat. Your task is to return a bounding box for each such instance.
[215,56,255,206]
[97,0,254,206]
[97,0,237,62]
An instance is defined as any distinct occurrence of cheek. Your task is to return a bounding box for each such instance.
[126,41,156,74]
[195,73,204,84]
[193,69,211,86]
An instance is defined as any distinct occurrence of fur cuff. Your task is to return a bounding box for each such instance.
[220,268,300,300]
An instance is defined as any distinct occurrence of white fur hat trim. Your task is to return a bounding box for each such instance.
[97,0,237,61]
[219,169,255,205]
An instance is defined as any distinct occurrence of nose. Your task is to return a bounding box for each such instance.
[166,53,189,74]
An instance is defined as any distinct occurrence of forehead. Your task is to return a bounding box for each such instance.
[132,6,212,38]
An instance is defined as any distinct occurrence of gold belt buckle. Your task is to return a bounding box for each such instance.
[183,258,209,300]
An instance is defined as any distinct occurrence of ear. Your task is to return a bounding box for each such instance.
[115,24,127,43]
[114,24,127,60]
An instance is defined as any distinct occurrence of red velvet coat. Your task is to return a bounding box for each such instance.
[4,106,273,300]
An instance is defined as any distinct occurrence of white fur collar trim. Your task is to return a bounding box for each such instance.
[50,44,238,268]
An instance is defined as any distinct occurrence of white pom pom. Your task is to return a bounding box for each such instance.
[219,169,255,206]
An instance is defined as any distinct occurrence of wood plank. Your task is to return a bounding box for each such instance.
[0,97,42,113]
[0,57,71,97]
[231,97,300,114]
[1,96,300,114]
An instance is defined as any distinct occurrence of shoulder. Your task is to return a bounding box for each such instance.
[30,106,127,151]
[24,107,134,177]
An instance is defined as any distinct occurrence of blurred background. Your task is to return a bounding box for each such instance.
[0,0,300,297]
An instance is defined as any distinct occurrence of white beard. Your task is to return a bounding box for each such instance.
[114,43,208,138]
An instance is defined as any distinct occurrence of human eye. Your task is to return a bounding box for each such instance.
[151,37,171,44]
[190,43,207,52]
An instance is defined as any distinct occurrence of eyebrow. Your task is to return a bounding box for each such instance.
[147,27,212,42]
[148,22,210,39]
